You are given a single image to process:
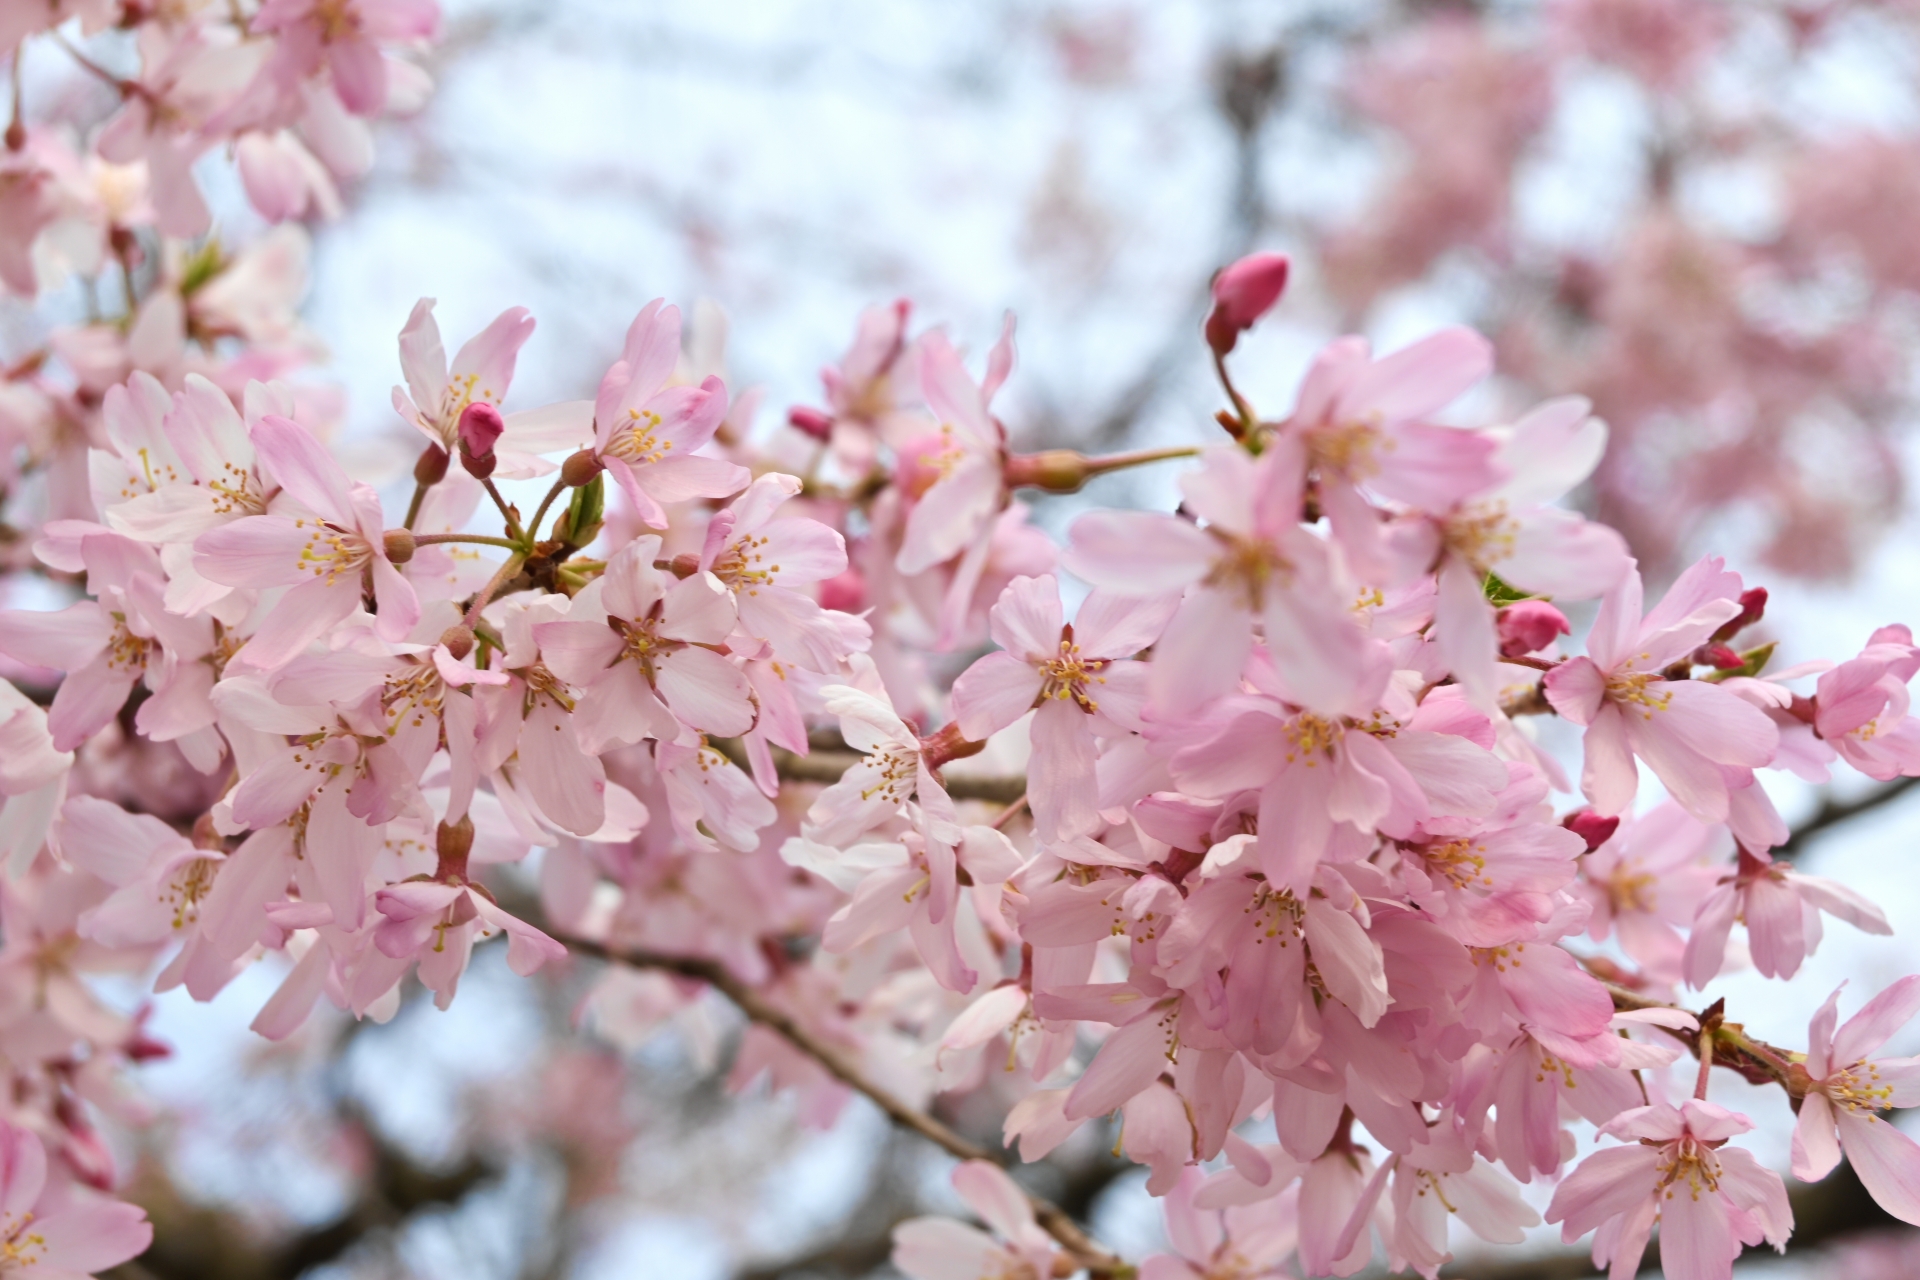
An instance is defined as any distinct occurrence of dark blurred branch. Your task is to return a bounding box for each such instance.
[109,1130,495,1280]
[1778,775,1920,860]
[564,936,1129,1277]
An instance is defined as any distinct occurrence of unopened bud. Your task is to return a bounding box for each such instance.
[1562,809,1620,853]
[414,443,450,486]
[3,120,24,153]
[1003,449,1092,494]
[788,406,835,443]
[1711,586,1768,643]
[561,448,604,488]
[455,402,503,479]
[439,625,475,660]
[435,815,475,882]
[1693,642,1746,671]
[1205,251,1291,355]
[382,528,416,564]
[1497,599,1570,658]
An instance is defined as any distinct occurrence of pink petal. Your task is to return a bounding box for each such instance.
[1150,586,1252,716]
[986,574,1063,659]
[1344,327,1492,422]
[898,459,1002,575]
[1579,704,1639,817]
[1544,1145,1659,1238]
[951,652,1045,741]
[952,1160,1037,1242]
[1831,976,1920,1069]
[1062,511,1214,593]
[1065,1012,1173,1119]
[1029,696,1099,843]
[1837,1109,1920,1226]
[1656,1170,1741,1280]
[0,601,112,670]
[193,515,313,587]
[396,298,448,423]
[251,414,355,523]
[1791,1093,1842,1182]
[519,697,608,836]
[660,573,737,645]
[449,306,534,407]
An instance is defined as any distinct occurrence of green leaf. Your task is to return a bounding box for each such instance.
[1702,641,1776,683]
[1483,572,1534,605]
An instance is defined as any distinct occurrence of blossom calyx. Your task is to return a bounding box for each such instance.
[383,528,416,564]
[435,815,475,882]
[439,625,475,659]
[561,448,604,488]
[918,721,987,771]
[1003,449,1095,494]
[414,442,451,486]
[1205,251,1290,355]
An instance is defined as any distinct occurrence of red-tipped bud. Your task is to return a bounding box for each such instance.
[1204,251,1291,355]
[561,448,603,488]
[1562,809,1620,853]
[1497,599,1570,658]
[1694,642,1746,671]
[439,625,475,660]
[414,443,450,486]
[1711,586,1768,643]
[788,406,835,443]
[382,528,416,564]
[457,401,505,479]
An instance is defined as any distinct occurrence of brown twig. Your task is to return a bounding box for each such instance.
[1777,775,1920,860]
[561,936,1130,1277]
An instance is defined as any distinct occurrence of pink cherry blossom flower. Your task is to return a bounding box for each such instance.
[1792,976,1920,1225]
[1334,1117,1539,1279]
[1140,1166,1298,1280]
[251,0,441,117]
[1809,625,1920,780]
[533,535,752,753]
[590,300,749,528]
[1065,444,1389,718]
[1415,396,1631,708]
[372,878,565,1010]
[1577,802,1728,984]
[1683,844,1891,986]
[0,1119,152,1278]
[892,1160,1061,1280]
[1545,1099,1791,1280]
[1544,556,1779,823]
[1282,327,1504,575]
[894,323,1014,577]
[951,574,1172,842]
[390,298,590,479]
[697,473,859,671]
[193,413,419,667]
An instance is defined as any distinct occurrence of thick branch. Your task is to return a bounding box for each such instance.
[562,937,1129,1277]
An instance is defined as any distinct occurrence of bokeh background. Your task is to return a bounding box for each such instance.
[89,1,1920,1277]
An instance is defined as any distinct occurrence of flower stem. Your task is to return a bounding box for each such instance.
[413,532,524,551]
[463,551,526,627]
[526,477,568,543]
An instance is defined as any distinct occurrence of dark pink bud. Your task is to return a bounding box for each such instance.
[788,405,835,442]
[1711,586,1768,643]
[818,566,866,613]
[1205,251,1290,355]
[1694,643,1746,671]
[1497,599,1570,658]
[1562,809,1620,853]
[457,401,505,479]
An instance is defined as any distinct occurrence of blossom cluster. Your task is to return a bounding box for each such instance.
[1,222,1919,1277]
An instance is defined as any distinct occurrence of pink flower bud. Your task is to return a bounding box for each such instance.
[1711,586,1767,643]
[788,405,835,442]
[1497,599,1570,657]
[818,566,866,613]
[1562,809,1620,853]
[457,401,505,479]
[1694,642,1746,671]
[1204,251,1290,355]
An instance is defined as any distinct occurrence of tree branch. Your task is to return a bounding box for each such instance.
[1778,775,1920,860]
[562,936,1129,1277]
